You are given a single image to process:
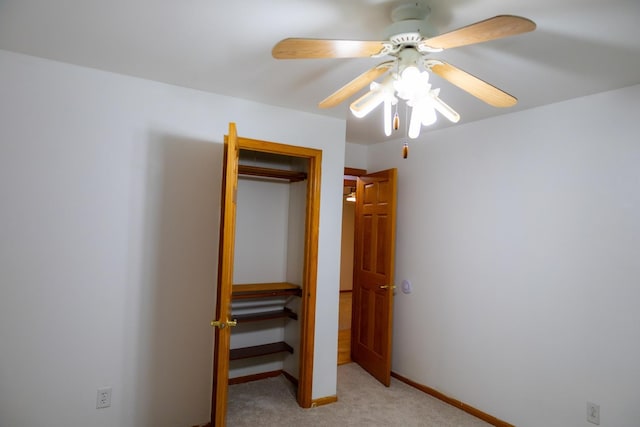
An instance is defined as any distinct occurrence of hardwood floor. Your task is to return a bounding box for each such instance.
[337,291,352,365]
[338,329,351,365]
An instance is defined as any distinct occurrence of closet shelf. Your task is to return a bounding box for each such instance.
[229,341,294,361]
[232,282,302,300]
[234,307,298,323]
[238,165,307,182]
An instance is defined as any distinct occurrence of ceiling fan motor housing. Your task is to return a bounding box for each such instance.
[384,3,436,42]
[397,48,422,74]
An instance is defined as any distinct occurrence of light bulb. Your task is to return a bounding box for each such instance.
[401,65,421,86]
[395,66,424,101]
[350,75,396,119]
[408,104,422,139]
[350,90,386,118]
[393,111,400,130]
[430,93,461,123]
[384,99,392,136]
[421,102,437,126]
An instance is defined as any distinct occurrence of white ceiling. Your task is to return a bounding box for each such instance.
[1,0,639,145]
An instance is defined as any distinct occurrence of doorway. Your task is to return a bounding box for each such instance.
[338,167,365,365]
[337,167,398,386]
[211,124,322,426]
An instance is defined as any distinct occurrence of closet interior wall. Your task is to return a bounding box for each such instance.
[229,150,308,381]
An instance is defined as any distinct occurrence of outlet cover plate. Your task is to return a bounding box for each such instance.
[97,387,112,409]
[587,402,600,425]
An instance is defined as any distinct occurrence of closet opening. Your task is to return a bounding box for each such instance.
[212,124,322,426]
[228,149,311,390]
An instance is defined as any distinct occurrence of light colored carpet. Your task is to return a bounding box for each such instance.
[226,363,492,426]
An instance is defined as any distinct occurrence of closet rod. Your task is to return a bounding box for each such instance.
[238,165,307,182]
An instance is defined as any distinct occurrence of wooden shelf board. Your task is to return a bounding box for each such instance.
[233,307,298,323]
[232,282,302,300]
[238,165,307,182]
[229,341,294,360]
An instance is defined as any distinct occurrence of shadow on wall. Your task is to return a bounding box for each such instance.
[125,131,224,427]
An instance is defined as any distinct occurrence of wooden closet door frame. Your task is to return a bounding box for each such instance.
[227,135,322,409]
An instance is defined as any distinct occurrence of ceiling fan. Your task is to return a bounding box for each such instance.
[272,3,536,138]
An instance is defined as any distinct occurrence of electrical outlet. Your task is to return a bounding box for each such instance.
[96,387,112,409]
[587,402,600,425]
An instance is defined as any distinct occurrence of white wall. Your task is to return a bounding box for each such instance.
[230,178,290,379]
[339,200,355,291]
[0,49,345,427]
[229,174,307,380]
[233,178,290,284]
[284,179,308,378]
[367,84,640,427]
[345,142,368,170]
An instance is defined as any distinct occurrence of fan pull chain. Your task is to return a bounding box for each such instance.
[402,103,409,159]
[393,61,401,133]
[393,110,400,131]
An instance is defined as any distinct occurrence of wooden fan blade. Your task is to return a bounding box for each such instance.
[319,62,393,108]
[272,38,388,59]
[421,15,536,50]
[428,61,517,107]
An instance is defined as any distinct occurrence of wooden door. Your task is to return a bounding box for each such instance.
[211,122,240,426]
[351,168,397,386]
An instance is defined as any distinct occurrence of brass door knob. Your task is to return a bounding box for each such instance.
[210,319,238,328]
[211,320,226,329]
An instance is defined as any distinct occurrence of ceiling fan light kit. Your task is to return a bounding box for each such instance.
[272,3,536,139]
